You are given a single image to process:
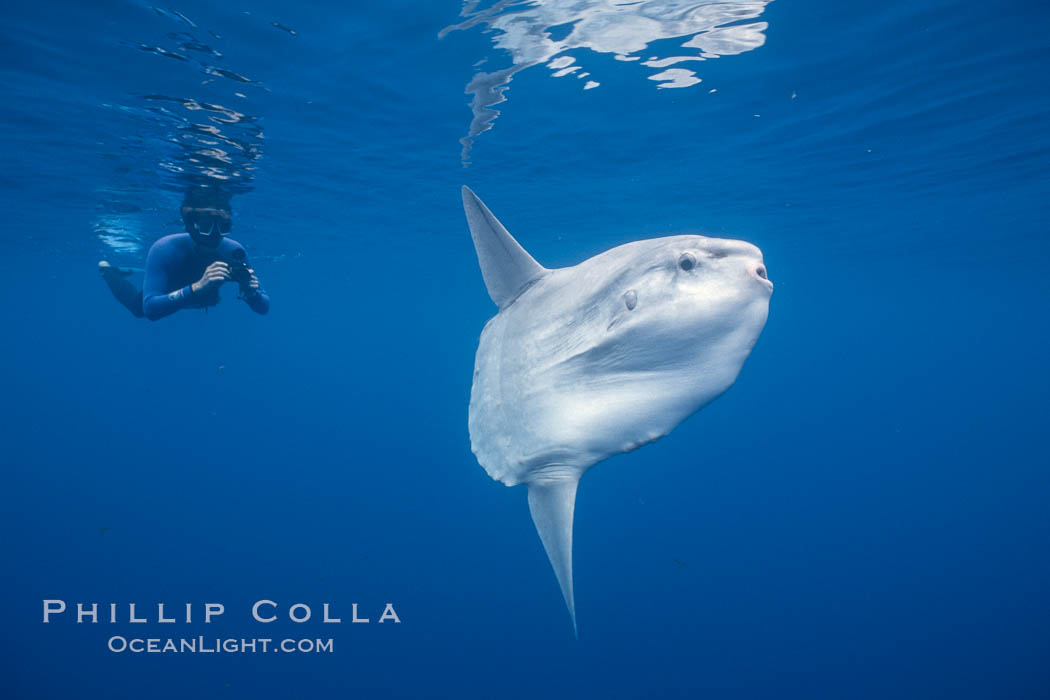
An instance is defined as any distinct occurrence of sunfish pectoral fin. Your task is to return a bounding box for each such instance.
[461,186,547,309]
[526,475,580,637]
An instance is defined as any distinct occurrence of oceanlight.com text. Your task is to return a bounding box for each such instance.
[107,636,334,654]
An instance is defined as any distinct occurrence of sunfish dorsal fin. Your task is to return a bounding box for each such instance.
[527,476,580,637]
[462,186,547,308]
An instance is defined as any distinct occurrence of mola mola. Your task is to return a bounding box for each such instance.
[461,186,772,635]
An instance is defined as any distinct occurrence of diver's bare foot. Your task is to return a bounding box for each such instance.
[99,260,133,278]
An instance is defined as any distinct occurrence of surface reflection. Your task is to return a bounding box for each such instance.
[443,0,773,162]
[94,7,271,254]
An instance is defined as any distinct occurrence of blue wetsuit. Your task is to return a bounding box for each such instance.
[142,233,270,320]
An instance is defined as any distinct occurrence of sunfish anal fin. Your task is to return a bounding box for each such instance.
[527,476,580,638]
[462,186,547,309]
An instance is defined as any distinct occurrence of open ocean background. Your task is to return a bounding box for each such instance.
[2,0,1048,697]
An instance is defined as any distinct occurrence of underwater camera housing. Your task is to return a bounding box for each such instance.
[227,248,253,289]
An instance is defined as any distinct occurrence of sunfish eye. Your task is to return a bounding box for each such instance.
[678,252,696,271]
[624,289,637,310]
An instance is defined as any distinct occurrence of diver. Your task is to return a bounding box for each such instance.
[99,187,269,320]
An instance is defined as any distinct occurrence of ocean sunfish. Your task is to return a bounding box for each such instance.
[462,187,772,635]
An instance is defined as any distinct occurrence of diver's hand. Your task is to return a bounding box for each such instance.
[239,272,262,300]
[191,261,230,295]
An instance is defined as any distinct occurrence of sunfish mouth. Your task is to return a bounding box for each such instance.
[752,263,773,290]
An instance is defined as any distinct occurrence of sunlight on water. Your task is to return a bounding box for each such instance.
[442,0,773,161]
[93,213,144,254]
[95,8,269,253]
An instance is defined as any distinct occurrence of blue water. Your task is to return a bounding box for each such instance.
[2,0,1048,697]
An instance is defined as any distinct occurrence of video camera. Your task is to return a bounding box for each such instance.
[227,248,255,297]
[227,248,253,287]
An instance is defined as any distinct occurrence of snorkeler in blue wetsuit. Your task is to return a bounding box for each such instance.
[99,187,269,320]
